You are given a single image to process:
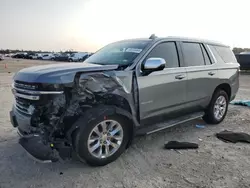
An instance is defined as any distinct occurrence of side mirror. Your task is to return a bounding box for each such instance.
[141,58,166,71]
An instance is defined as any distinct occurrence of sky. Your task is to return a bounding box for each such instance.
[1,0,250,52]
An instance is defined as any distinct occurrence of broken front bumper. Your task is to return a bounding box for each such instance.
[10,107,69,163]
[19,136,59,163]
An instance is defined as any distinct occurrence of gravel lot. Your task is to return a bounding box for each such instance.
[0,59,250,188]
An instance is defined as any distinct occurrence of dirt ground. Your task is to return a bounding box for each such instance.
[0,59,250,188]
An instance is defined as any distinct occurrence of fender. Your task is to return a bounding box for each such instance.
[66,105,136,143]
[63,70,140,141]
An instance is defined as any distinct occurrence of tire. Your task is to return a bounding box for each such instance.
[74,113,130,166]
[203,89,229,124]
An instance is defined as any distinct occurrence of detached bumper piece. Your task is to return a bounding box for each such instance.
[19,136,59,163]
[10,110,18,128]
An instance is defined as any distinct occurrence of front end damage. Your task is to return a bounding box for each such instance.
[10,69,138,162]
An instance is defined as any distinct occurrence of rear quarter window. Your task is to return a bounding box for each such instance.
[208,45,237,64]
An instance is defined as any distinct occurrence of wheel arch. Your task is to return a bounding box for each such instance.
[68,104,136,149]
[213,83,231,100]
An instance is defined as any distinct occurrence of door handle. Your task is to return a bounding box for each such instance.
[175,75,185,80]
[208,72,215,76]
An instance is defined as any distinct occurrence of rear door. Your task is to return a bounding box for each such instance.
[137,41,187,120]
[180,42,218,110]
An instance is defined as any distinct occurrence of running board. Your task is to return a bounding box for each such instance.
[136,112,204,135]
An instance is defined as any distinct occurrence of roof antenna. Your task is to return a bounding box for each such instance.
[149,34,157,39]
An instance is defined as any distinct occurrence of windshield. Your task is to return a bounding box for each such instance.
[85,40,150,66]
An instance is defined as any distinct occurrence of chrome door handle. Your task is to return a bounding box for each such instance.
[175,75,185,80]
[208,72,215,76]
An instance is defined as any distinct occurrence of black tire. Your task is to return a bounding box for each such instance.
[203,89,229,124]
[74,113,130,166]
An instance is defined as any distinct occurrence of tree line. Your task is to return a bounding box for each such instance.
[0,49,77,55]
[1,47,250,55]
[232,48,250,54]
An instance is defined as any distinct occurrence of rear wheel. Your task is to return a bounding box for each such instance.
[74,114,130,166]
[203,89,229,124]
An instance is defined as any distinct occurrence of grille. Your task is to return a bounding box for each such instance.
[15,97,33,115]
[14,81,38,90]
[13,81,38,115]
[13,81,63,115]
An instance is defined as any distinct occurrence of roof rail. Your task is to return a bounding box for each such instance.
[149,34,157,39]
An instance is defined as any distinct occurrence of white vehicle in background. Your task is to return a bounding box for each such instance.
[5,53,14,58]
[30,53,39,59]
[68,52,91,62]
[38,53,55,60]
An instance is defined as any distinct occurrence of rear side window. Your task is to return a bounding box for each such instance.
[146,42,179,68]
[208,45,237,63]
[182,42,205,66]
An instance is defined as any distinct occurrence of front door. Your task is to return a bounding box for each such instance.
[137,41,187,121]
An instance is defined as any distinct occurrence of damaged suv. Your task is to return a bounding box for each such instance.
[10,35,240,166]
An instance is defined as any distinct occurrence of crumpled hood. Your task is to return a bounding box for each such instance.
[13,63,119,84]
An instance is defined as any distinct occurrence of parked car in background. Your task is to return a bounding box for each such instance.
[5,53,14,57]
[54,53,70,61]
[0,55,4,61]
[36,53,44,59]
[24,52,35,59]
[83,53,94,61]
[29,53,39,59]
[39,53,55,60]
[69,52,88,62]
[68,52,93,62]
[12,53,28,59]
[235,53,250,70]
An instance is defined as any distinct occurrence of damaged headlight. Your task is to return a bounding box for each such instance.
[42,84,63,91]
[11,84,16,95]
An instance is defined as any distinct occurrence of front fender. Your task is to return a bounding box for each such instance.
[63,70,140,140]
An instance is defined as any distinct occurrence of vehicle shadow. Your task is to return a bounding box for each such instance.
[0,118,215,188]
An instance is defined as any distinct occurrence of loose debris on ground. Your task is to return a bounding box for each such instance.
[216,130,250,143]
[231,100,250,107]
[164,141,199,150]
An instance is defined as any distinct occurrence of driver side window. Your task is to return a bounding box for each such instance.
[146,42,180,68]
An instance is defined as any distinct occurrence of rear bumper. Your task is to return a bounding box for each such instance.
[10,107,71,163]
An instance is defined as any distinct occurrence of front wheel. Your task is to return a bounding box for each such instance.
[203,89,229,124]
[74,114,130,166]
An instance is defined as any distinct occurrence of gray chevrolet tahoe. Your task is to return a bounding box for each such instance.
[10,35,240,166]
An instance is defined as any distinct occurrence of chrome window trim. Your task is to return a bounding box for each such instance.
[206,44,218,64]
